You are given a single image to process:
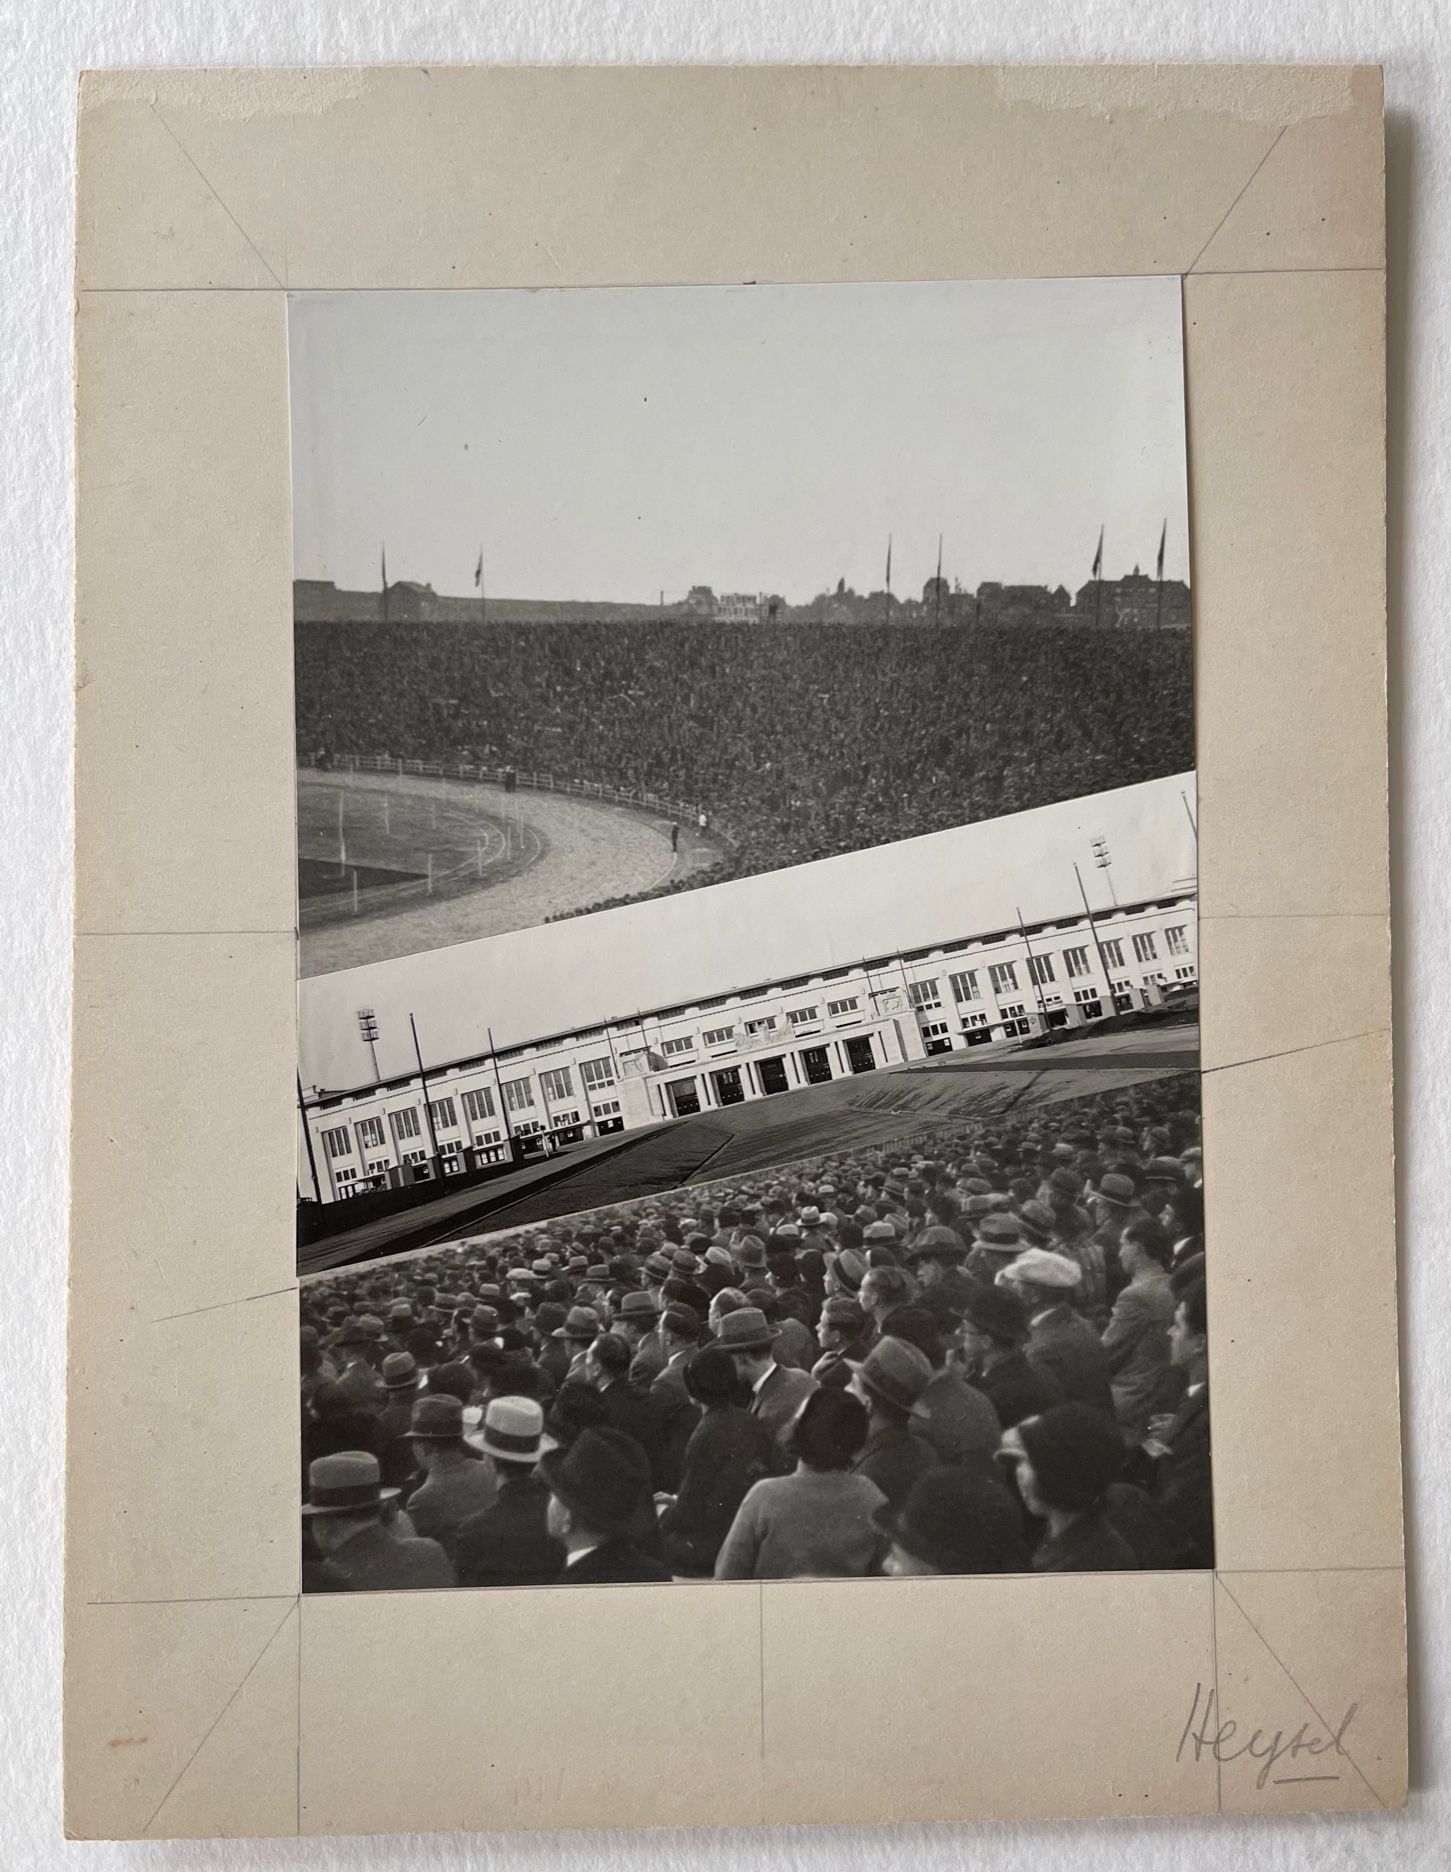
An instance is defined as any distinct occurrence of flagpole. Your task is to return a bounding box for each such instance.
[1093,526,1104,630]
[381,542,389,625]
[883,533,892,629]
[1155,518,1167,630]
[478,542,486,627]
[933,533,943,628]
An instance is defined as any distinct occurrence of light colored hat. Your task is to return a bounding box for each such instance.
[996,1248,1082,1291]
[799,1207,822,1227]
[480,1395,545,1462]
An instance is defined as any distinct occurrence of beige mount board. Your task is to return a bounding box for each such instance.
[67,64,1400,1839]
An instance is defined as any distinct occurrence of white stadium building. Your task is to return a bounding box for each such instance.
[298,890,1197,1205]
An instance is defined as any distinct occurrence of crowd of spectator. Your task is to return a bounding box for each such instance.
[296,618,1193,914]
[301,1073,1211,1590]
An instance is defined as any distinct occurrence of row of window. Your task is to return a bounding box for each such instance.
[920,925,1190,1007]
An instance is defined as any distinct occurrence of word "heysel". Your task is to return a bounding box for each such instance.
[1177,1683,1359,1791]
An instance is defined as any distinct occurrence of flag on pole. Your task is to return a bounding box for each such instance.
[1155,519,1167,581]
[473,549,484,588]
[885,534,893,591]
[1091,526,1104,579]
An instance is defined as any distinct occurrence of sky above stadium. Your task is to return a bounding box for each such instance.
[289,278,1190,606]
[298,772,1197,1091]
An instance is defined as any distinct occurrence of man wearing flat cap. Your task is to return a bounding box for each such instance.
[1000,1250,1116,1420]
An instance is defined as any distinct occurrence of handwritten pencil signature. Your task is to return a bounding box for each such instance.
[1177,1683,1359,1791]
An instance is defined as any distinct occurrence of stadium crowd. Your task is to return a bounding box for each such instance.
[296,618,1193,915]
[301,1074,1212,1590]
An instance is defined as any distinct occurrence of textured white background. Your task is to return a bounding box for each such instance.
[2,4,1445,1867]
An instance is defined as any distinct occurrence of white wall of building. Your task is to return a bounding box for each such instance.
[300,892,1196,1202]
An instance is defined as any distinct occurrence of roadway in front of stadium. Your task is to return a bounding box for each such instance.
[298,766,723,977]
[299,1021,1198,1278]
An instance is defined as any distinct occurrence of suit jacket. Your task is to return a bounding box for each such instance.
[1154,1382,1213,1566]
[974,1349,1064,1430]
[659,1404,782,1576]
[599,1378,673,1491]
[1101,1270,1176,1439]
[314,1519,455,1592]
[1031,1504,1138,1573]
[453,1473,565,1589]
[627,1332,667,1386]
[559,1537,672,1585]
[405,1454,498,1556]
[749,1362,818,1446]
[1025,1306,1116,1418]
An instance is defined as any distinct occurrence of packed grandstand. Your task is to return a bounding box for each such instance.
[295,618,1194,918]
[300,1073,1211,1587]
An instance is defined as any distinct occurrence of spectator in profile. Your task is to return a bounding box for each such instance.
[715,1388,884,1580]
[886,1308,1001,1471]
[811,1295,872,1389]
[1102,1216,1178,1443]
[996,1403,1136,1572]
[541,1428,672,1584]
[1140,1278,1213,1566]
[847,1336,938,1511]
[875,1466,1029,1577]
[715,1306,818,1449]
[958,1283,1064,1431]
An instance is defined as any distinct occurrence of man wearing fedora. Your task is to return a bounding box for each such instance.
[715,1306,817,1450]
[875,1465,1028,1576]
[884,1308,1001,1472]
[375,1351,424,1491]
[846,1336,938,1512]
[304,1450,455,1592]
[541,1427,672,1584]
[331,1315,388,1411]
[403,1394,498,1558]
[613,1289,665,1384]
[453,1397,566,1589]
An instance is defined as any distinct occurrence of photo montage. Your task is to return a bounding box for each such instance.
[293,278,1209,1594]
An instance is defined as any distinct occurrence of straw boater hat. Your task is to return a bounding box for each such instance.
[302,1450,398,1516]
[479,1395,545,1463]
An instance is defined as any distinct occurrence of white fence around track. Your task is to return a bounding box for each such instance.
[314,752,721,839]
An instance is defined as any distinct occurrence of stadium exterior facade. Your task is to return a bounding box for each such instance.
[299,890,1197,1204]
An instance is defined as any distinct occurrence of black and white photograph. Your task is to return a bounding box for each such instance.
[292,274,1209,1593]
